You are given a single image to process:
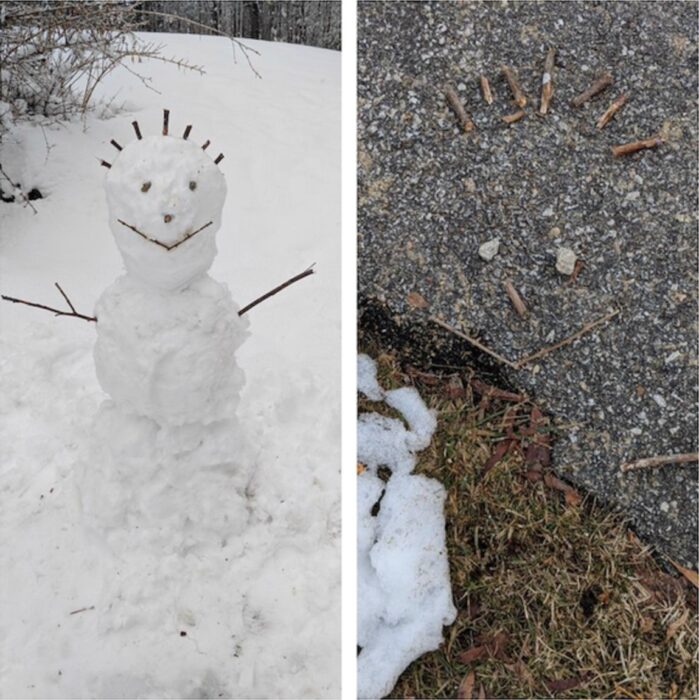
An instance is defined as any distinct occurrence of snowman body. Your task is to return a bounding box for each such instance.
[94,133,248,428]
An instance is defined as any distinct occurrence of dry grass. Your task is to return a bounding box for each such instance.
[362,352,698,700]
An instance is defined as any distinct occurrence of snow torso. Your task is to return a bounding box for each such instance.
[94,274,248,426]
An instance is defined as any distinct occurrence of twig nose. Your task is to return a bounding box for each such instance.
[163,214,173,223]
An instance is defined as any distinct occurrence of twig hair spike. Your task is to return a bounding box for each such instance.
[214,153,224,165]
[182,124,192,140]
[201,140,211,150]
[132,121,142,140]
[110,139,123,151]
[163,109,170,135]
[100,159,112,168]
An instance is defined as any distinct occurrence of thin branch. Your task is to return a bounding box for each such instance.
[621,452,699,474]
[55,282,76,313]
[430,309,620,371]
[238,264,315,317]
[571,73,613,107]
[135,9,262,79]
[429,316,520,369]
[515,309,619,367]
[0,163,38,214]
[2,283,96,322]
[117,219,213,251]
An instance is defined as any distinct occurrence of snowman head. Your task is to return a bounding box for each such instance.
[103,111,227,291]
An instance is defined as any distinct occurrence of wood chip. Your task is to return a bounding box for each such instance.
[596,93,628,129]
[502,65,527,107]
[457,670,476,699]
[406,291,428,309]
[571,73,613,107]
[611,137,663,157]
[539,47,555,115]
[445,84,475,132]
[503,280,528,316]
[479,75,493,104]
[501,110,525,124]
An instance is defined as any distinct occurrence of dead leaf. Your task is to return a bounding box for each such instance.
[482,440,513,475]
[666,608,690,641]
[545,672,591,693]
[406,291,428,309]
[525,468,543,482]
[470,379,526,403]
[639,615,654,633]
[670,559,699,589]
[564,489,583,506]
[457,670,476,699]
[357,462,366,475]
[458,646,486,664]
[445,374,465,398]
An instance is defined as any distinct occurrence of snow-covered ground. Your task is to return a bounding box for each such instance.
[0,34,340,699]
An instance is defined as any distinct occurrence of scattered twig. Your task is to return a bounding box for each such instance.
[429,316,520,369]
[501,110,525,124]
[571,73,613,107]
[501,65,527,108]
[479,75,493,105]
[516,309,620,368]
[445,84,475,132]
[69,605,95,615]
[0,162,38,214]
[620,452,699,474]
[431,310,620,371]
[539,47,555,115]
[596,93,628,129]
[135,8,262,79]
[117,219,213,251]
[503,280,528,316]
[238,264,315,317]
[1,283,97,322]
[611,137,662,157]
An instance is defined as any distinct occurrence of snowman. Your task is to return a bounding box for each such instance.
[3,110,315,543]
[94,110,247,432]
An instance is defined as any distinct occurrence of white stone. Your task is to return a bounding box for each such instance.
[555,247,577,275]
[478,238,500,261]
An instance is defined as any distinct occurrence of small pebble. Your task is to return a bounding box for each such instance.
[478,238,500,261]
[555,247,577,275]
[652,394,667,409]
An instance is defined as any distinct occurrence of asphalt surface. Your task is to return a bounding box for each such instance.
[358,1,698,566]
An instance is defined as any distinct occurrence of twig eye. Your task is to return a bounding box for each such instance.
[141,182,152,193]
[189,181,197,191]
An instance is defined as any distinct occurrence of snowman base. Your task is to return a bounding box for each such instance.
[78,400,254,550]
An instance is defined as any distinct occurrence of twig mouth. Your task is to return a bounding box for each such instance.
[117,219,213,251]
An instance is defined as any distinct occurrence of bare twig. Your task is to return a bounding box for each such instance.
[117,219,213,251]
[429,316,520,369]
[596,93,628,129]
[571,73,613,107]
[539,47,555,115]
[2,283,97,322]
[0,162,38,214]
[445,85,474,132]
[516,309,619,367]
[135,8,262,79]
[480,75,493,104]
[69,605,95,615]
[611,137,662,157]
[621,452,699,473]
[238,264,315,317]
[501,65,527,107]
[503,280,528,316]
[501,110,525,124]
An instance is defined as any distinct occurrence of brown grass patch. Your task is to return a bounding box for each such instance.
[361,352,698,699]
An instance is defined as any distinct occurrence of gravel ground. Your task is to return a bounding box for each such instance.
[358,1,698,566]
